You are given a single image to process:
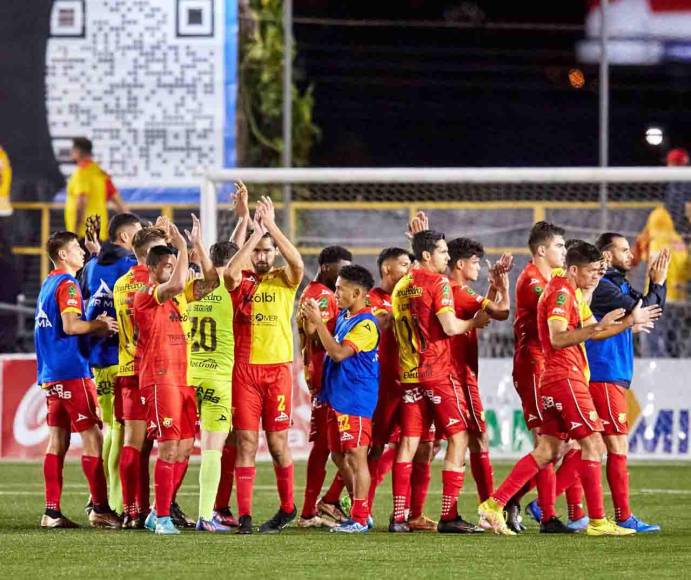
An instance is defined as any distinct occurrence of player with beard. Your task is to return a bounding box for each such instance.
[584,233,668,532]
[223,196,304,534]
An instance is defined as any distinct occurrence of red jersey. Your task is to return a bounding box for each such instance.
[367,287,399,383]
[450,281,489,378]
[513,262,548,369]
[537,275,591,385]
[133,284,192,388]
[392,268,455,384]
[299,281,338,392]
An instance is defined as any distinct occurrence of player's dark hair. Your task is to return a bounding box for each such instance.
[132,227,167,260]
[318,245,353,266]
[146,245,176,268]
[72,137,93,155]
[594,232,625,252]
[528,221,565,254]
[338,264,375,292]
[376,247,409,275]
[565,239,582,251]
[447,237,484,268]
[565,242,602,268]
[260,232,278,248]
[210,241,239,267]
[108,213,142,242]
[411,230,445,261]
[46,231,79,263]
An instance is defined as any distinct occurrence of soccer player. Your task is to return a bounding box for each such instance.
[189,240,239,532]
[368,247,436,530]
[134,218,220,535]
[223,196,304,534]
[81,213,141,513]
[446,238,511,515]
[478,242,660,536]
[296,245,353,528]
[302,265,380,533]
[114,225,168,528]
[36,231,120,528]
[65,137,127,240]
[390,230,486,534]
[585,233,668,532]
[504,221,573,532]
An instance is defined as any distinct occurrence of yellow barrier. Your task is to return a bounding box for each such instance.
[11,200,659,281]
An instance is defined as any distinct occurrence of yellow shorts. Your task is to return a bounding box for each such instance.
[93,365,118,426]
[194,378,232,433]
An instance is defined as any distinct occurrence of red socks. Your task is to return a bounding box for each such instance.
[410,461,432,519]
[81,455,109,508]
[579,459,605,520]
[469,451,494,503]
[392,462,413,523]
[172,459,189,501]
[493,454,541,506]
[351,498,369,526]
[366,457,381,515]
[322,473,346,504]
[607,452,631,522]
[566,481,585,521]
[154,459,175,518]
[440,470,464,522]
[274,463,295,513]
[119,445,141,517]
[555,449,582,497]
[535,463,556,522]
[376,446,396,486]
[44,453,64,513]
[236,466,256,517]
[215,444,237,511]
[301,445,329,518]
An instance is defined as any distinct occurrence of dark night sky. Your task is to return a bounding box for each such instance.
[293,1,691,167]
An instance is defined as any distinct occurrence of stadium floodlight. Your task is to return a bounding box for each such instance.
[645,127,664,146]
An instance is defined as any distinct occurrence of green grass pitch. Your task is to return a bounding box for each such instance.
[1,460,690,579]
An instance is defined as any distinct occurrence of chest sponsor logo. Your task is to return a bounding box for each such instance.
[250,291,276,303]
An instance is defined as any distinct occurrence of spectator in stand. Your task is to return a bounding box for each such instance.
[65,138,128,241]
[634,206,689,357]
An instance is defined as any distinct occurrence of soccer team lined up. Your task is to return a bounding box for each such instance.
[34,181,671,536]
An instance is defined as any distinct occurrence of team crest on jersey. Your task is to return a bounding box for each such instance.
[35,304,52,328]
[162,417,173,428]
[68,284,77,297]
[618,413,627,423]
[556,292,567,305]
[318,297,328,309]
[534,286,543,295]
[589,411,598,422]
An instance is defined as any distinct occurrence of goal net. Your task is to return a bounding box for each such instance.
[201,167,690,458]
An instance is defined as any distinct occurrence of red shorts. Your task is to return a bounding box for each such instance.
[232,362,292,432]
[309,397,329,443]
[401,375,467,440]
[589,382,629,435]
[114,375,147,422]
[371,378,402,447]
[45,378,101,433]
[141,384,197,441]
[539,378,604,441]
[462,373,486,434]
[327,407,372,452]
[513,360,545,431]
